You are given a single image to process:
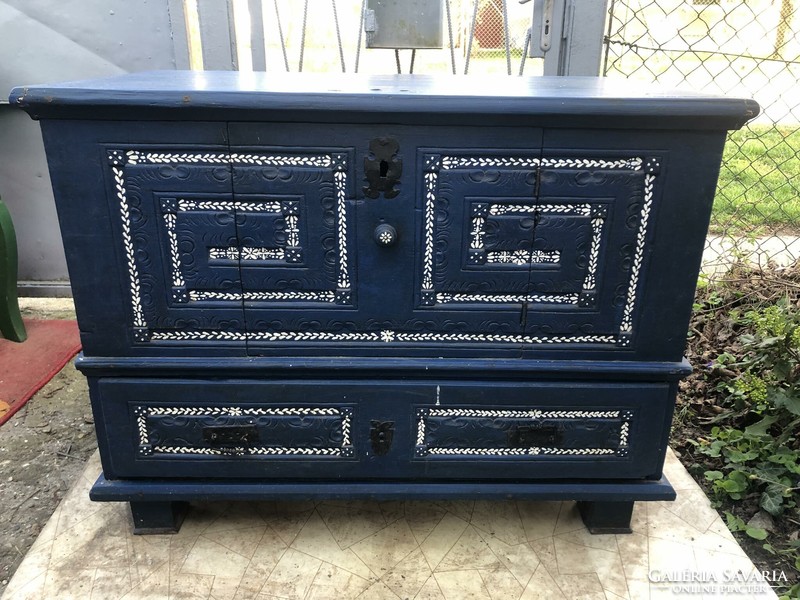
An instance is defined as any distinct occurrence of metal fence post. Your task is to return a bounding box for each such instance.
[530,0,608,76]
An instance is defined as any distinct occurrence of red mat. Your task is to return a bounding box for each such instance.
[0,319,82,426]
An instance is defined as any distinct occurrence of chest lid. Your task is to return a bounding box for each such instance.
[10,72,758,130]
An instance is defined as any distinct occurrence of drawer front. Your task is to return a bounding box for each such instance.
[415,407,630,460]
[135,405,353,459]
[408,382,672,480]
[94,378,672,481]
[97,379,368,479]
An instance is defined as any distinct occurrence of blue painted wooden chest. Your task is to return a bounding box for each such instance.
[11,72,758,534]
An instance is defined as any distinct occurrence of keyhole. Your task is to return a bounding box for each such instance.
[379,160,389,178]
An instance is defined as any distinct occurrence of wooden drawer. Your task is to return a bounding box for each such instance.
[93,378,674,481]
[134,404,354,460]
[96,379,363,479]
[414,406,631,460]
[408,381,673,480]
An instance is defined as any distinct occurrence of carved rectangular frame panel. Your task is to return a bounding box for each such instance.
[134,404,355,458]
[107,149,353,343]
[439,199,607,307]
[419,153,661,348]
[160,196,309,303]
[414,407,632,458]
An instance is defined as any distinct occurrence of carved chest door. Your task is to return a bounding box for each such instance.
[417,151,661,350]
[106,146,355,346]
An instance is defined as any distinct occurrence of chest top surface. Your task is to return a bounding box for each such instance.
[10,71,758,129]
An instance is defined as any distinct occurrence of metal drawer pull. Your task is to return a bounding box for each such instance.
[507,424,563,448]
[203,424,259,446]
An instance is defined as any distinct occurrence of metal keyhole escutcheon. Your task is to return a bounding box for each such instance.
[370,420,395,456]
[374,223,398,247]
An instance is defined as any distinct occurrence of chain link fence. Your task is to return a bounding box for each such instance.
[604,0,800,277]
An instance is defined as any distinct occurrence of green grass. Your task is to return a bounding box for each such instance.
[712,124,800,235]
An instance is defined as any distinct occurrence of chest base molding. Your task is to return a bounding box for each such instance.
[90,473,675,535]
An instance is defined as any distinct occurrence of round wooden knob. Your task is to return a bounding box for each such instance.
[374,223,398,247]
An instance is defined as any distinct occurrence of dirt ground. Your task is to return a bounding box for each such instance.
[0,299,96,597]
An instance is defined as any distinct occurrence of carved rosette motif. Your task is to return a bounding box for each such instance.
[414,407,632,458]
[135,405,354,458]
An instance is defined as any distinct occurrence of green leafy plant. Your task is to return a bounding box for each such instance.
[680,265,800,596]
[690,297,800,588]
[724,510,770,540]
[698,299,800,507]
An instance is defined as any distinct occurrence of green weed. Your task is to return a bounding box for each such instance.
[692,298,800,587]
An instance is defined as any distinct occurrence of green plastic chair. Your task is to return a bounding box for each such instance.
[0,197,26,342]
